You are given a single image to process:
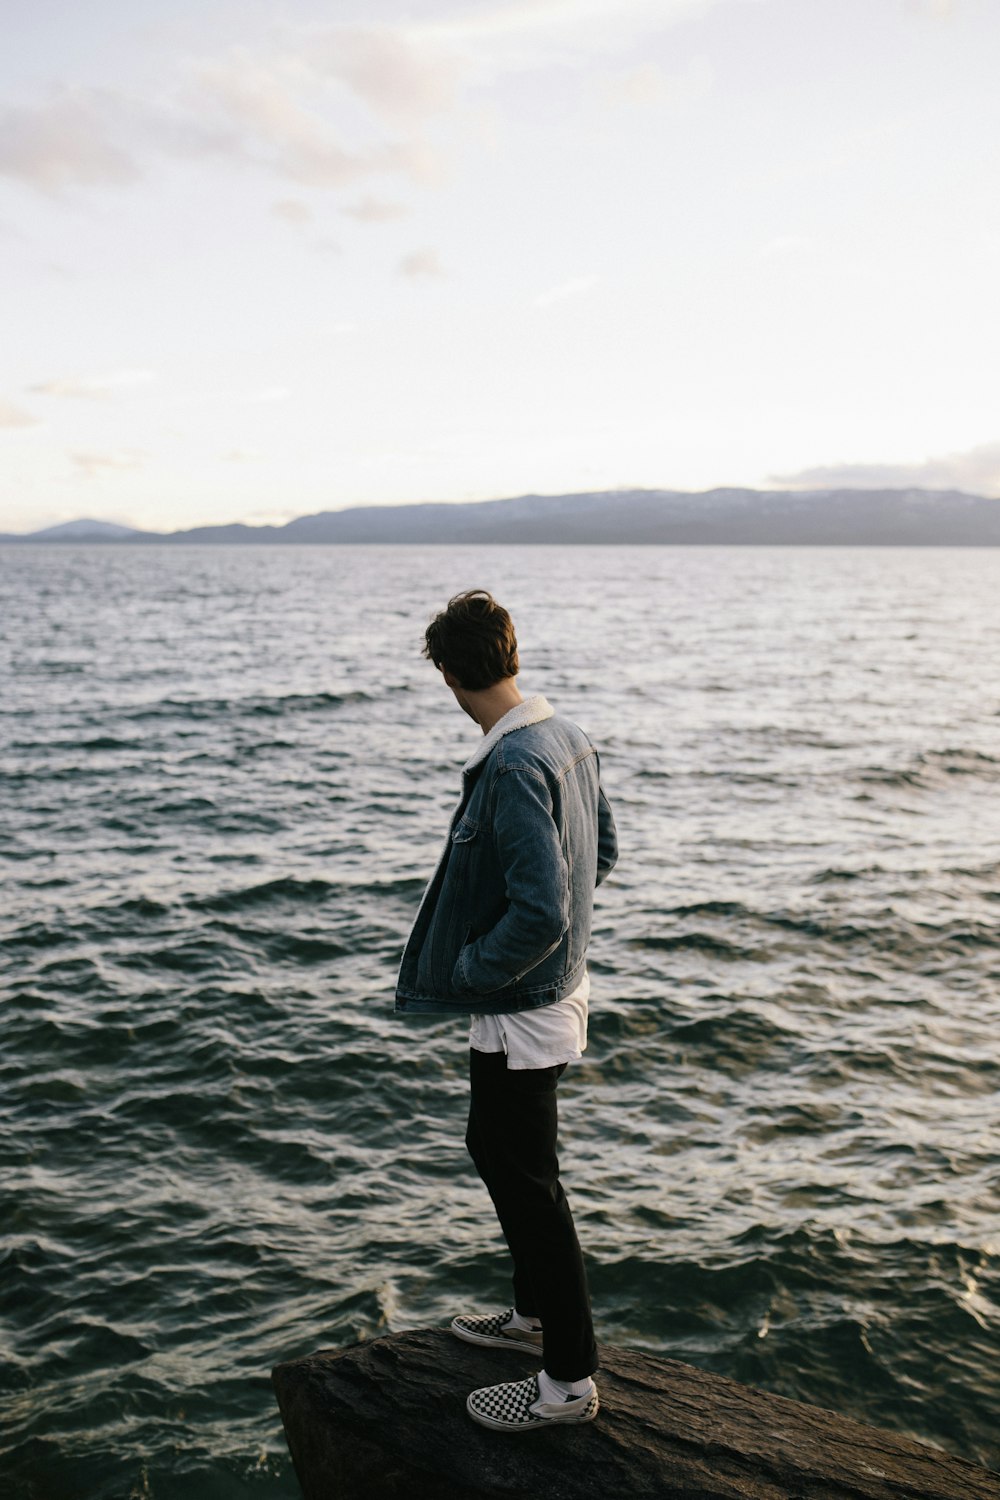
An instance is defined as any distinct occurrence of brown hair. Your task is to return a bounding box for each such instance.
[422,589,519,690]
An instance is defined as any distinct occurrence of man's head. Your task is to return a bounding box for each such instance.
[423,589,519,692]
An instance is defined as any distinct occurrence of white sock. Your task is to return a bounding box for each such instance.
[507,1309,543,1332]
[538,1368,595,1402]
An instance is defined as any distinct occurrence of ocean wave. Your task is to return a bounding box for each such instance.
[858,746,1000,791]
[630,930,762,959]
[117,689,375,722]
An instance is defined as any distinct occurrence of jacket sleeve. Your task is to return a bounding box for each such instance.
[595,782,618,887]
[451,768,569,996]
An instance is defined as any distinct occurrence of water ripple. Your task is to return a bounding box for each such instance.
[1,543,999,1498]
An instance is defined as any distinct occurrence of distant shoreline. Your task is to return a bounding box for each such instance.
[4,486,1000,546]
[5,539,1000,548]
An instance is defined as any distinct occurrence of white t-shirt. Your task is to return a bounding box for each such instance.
[468,967,590,1070]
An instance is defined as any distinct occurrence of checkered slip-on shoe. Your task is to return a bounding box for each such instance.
[466,1372,600,1433]
[450,1308,544,1356]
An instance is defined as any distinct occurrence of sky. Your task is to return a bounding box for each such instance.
[1,0,998,534]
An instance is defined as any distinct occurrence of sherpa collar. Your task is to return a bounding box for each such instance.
[462,693,554,773]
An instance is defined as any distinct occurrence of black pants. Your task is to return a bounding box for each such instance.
[465,1047,598,1381]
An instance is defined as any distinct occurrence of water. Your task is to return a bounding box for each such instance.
[2,543,998,1498]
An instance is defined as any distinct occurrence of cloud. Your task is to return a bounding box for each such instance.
[769,440,1000,496]
[0,80,252,197]
[533,273,599,308]
[222,448,263,462]
[272,197,313,224]
[0,89,143,191]
[0,400,39,429]
[905,0,959,18]
[341,194,409,222]
[601,56,713,109]
[434,0,726,43]
[0,5,735,204]
[308,25,464,125]
[0,43,442,202]
[194,54,441,189]
[33,378,106,400]
[194,58,371,187]
[429,0,746,70]
[0,31,453,200]
[30,370,155,399]
[399,247,446,278]
[71,449,145,478]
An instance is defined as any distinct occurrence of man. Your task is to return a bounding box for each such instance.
[395,588,618,1433]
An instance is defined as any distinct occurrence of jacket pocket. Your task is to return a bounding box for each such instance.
[451,814,478,844]
[453,924,475,990]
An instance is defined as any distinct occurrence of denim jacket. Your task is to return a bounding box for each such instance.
[394,695,618,1017]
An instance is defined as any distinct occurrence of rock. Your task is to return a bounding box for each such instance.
[272,1328,1000,1500]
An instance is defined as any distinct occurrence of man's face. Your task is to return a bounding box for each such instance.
[441,665,479,723]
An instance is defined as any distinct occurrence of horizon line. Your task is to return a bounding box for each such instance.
[6,481,999,537]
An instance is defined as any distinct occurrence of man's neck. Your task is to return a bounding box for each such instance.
[464,678,525,735]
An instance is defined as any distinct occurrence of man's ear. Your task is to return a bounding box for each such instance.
[442,667,462,690]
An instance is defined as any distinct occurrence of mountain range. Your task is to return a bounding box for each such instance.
[3,487,1000,545]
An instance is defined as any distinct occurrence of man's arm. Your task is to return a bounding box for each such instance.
[452,768,569,996]
[596,782,618,887]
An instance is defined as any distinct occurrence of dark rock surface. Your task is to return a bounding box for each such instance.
[272,1327,1000,1500]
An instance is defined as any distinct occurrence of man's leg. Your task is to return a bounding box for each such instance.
[465,1056,540,1321]
[466,1046,597,1381]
